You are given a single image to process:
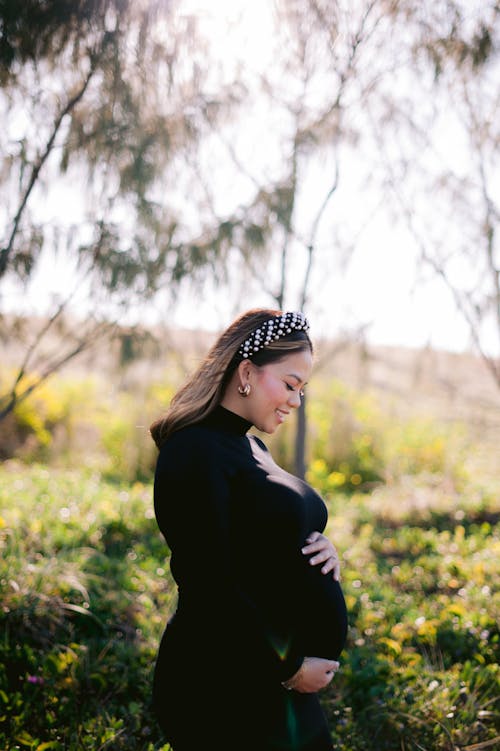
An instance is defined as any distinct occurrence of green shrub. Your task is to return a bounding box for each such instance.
[305,379,468,495]
[0,464,174,750]
[0,371,177,482]
[0,371,101,463]
[0,368,473,494]
[96,379,176,483]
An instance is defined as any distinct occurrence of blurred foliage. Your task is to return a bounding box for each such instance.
[0,369,99,462]
[0,368,475,492]
[271,378,468,494]
[0,0,245,292]
[0,367,167,481]
[0,0,138,73]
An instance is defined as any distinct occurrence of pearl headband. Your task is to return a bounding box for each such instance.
[237,311,309,359]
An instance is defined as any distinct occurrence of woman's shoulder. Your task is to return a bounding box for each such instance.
[157,423,219,467]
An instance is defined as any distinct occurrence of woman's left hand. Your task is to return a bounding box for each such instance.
[302,531,342,581]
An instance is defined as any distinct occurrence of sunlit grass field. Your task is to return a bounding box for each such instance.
[1,456,499,750]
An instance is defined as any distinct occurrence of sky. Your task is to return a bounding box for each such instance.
[153,0,498,354]
[2,0,498,357]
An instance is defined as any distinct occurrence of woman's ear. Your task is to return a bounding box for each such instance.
[237,359,252,386]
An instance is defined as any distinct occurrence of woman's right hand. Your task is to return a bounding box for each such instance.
[302,531,342,581]
[282,656,339,693]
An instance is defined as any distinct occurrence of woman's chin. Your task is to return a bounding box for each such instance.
[254,418,278,435]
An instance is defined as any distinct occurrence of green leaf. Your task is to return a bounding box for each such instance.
[15,731,37,747]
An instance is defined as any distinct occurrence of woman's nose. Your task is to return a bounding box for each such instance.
[288,390,302,408]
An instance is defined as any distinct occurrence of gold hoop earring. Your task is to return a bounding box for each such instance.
[237,383,251,397]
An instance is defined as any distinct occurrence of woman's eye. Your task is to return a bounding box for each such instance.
[285,383,305,397]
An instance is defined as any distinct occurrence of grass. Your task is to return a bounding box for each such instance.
[1,460,499,750]
[0,463,173,751]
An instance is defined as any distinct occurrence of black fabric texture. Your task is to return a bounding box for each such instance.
[152,405,348,750]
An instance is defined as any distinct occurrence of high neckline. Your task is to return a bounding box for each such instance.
[201,405,252,436]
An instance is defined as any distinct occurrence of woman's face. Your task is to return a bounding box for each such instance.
[246,349,313,434]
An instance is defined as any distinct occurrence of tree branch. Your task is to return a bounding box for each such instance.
[0,66,95,277]
[10,295,72,393]
[368,80,500,388]
[396,189,500,387]
[300,159,340,310]
[0,319,116,421]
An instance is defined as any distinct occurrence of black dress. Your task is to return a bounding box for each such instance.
[152,405,348,751]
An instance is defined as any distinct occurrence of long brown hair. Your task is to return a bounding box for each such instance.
[149,308,313,448]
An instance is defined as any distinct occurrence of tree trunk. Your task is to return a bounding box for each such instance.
[294,392,307,479]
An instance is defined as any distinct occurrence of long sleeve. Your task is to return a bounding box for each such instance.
[154,427,306,683]
[154,429,237,598]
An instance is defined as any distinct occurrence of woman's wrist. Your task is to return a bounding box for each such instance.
[281,658,309,690]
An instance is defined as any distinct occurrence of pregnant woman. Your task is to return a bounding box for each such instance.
[150,309,348,751]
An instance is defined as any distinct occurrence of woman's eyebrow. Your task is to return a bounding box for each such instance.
[286,373,308,385]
